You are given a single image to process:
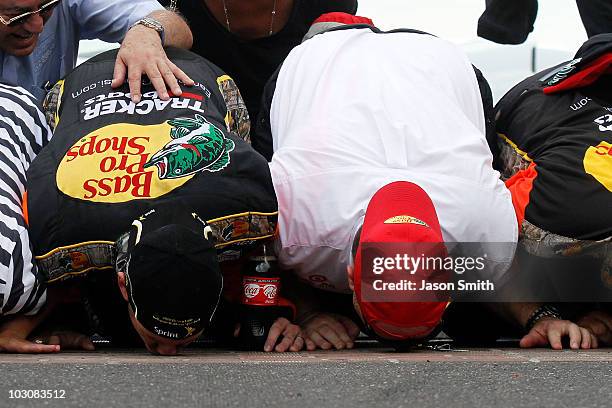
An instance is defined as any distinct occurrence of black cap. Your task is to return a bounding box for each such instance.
[115,203,223,340]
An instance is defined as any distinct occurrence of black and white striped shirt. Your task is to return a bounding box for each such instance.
[0,82,52,316]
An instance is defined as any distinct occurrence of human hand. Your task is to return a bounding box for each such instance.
[31,331,95,351]
[520,317,597,350]
[0,336,60,353]
[0,315,59,354]
[576,310,611,346]
[300,312,360,351]
[264,317,304,352]
[112,25,194,103]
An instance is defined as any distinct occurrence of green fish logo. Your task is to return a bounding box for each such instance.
[144,114,235,179]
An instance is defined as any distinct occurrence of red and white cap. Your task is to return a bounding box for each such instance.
[353,182,448,340]
[303,12,375,41]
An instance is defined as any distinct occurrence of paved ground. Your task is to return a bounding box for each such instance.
[1,344,611,408]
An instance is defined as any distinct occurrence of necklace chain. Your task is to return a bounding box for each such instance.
[221,0,278,36]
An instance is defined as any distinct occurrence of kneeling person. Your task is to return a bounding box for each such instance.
[20,48,299,355]
[254,14,519,350]
[494,34,612,348]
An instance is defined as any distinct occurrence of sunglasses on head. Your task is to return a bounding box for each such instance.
[0,0,60,27]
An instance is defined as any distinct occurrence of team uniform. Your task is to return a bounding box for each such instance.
[494,34,612,305]
[25,48,277,342]
[496,34,612,242]
[0,83,52,316]
[254,26,518,294]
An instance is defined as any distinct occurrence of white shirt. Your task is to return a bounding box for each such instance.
[269,28,518,293]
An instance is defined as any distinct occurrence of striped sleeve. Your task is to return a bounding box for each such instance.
[0,83,52,316]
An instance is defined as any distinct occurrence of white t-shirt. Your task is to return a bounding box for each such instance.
[269,28,518,293]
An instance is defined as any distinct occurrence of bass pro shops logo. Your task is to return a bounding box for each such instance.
[145,115,234,179]
[56,115,234,203]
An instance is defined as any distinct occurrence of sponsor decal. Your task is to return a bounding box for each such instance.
[152,316,201,338]
[242,276,280,306]
[153,327,179,339]
[221,220,250,241]
[595,114,612,132]
[384,215,429,227]
[59,251,91,272]
[80,90,206,121]
[145,114,235,179]
[243,283,260,299]
[546,58,582,86]
[57,115,233,203]
[68,251,90,270]
[570,97,591,112]
[584,141,612,192]
[263,284,278,299]
[72,79,113,99]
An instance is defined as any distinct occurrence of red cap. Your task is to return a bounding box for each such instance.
[353,182,448,340]
[312,12,374,26]
[303,12,375,41]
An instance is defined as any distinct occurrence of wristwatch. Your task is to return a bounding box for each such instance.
[129,17,165,46]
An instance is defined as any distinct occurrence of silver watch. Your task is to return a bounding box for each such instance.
[129,17,165,46]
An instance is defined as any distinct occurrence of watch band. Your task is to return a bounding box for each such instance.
[129,17,165,46]
[525,304,563,332]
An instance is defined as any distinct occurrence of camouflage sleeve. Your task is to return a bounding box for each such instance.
[42,80,64,132]
[497,136,532,181]
[216,75,251,143]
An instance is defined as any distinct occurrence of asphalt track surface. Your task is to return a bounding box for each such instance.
[1,342,611,408]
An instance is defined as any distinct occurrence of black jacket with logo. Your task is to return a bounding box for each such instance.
[27,48,277,259]
[25,48,278,344]
[495,34,612,240]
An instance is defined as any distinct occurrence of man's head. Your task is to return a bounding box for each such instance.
[347,181,449,343]
[0,0,59,56]
[115,204,223,355]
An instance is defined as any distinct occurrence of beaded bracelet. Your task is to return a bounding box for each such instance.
[525,304,563,332]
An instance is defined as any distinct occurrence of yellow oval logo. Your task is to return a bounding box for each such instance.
[57,122,194,203]
[584,141,612,192]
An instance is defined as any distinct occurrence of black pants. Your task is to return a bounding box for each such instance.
[478,0,612,45]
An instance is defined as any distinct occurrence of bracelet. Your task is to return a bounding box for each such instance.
[129,17,165,47]
[525,304,563,332]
